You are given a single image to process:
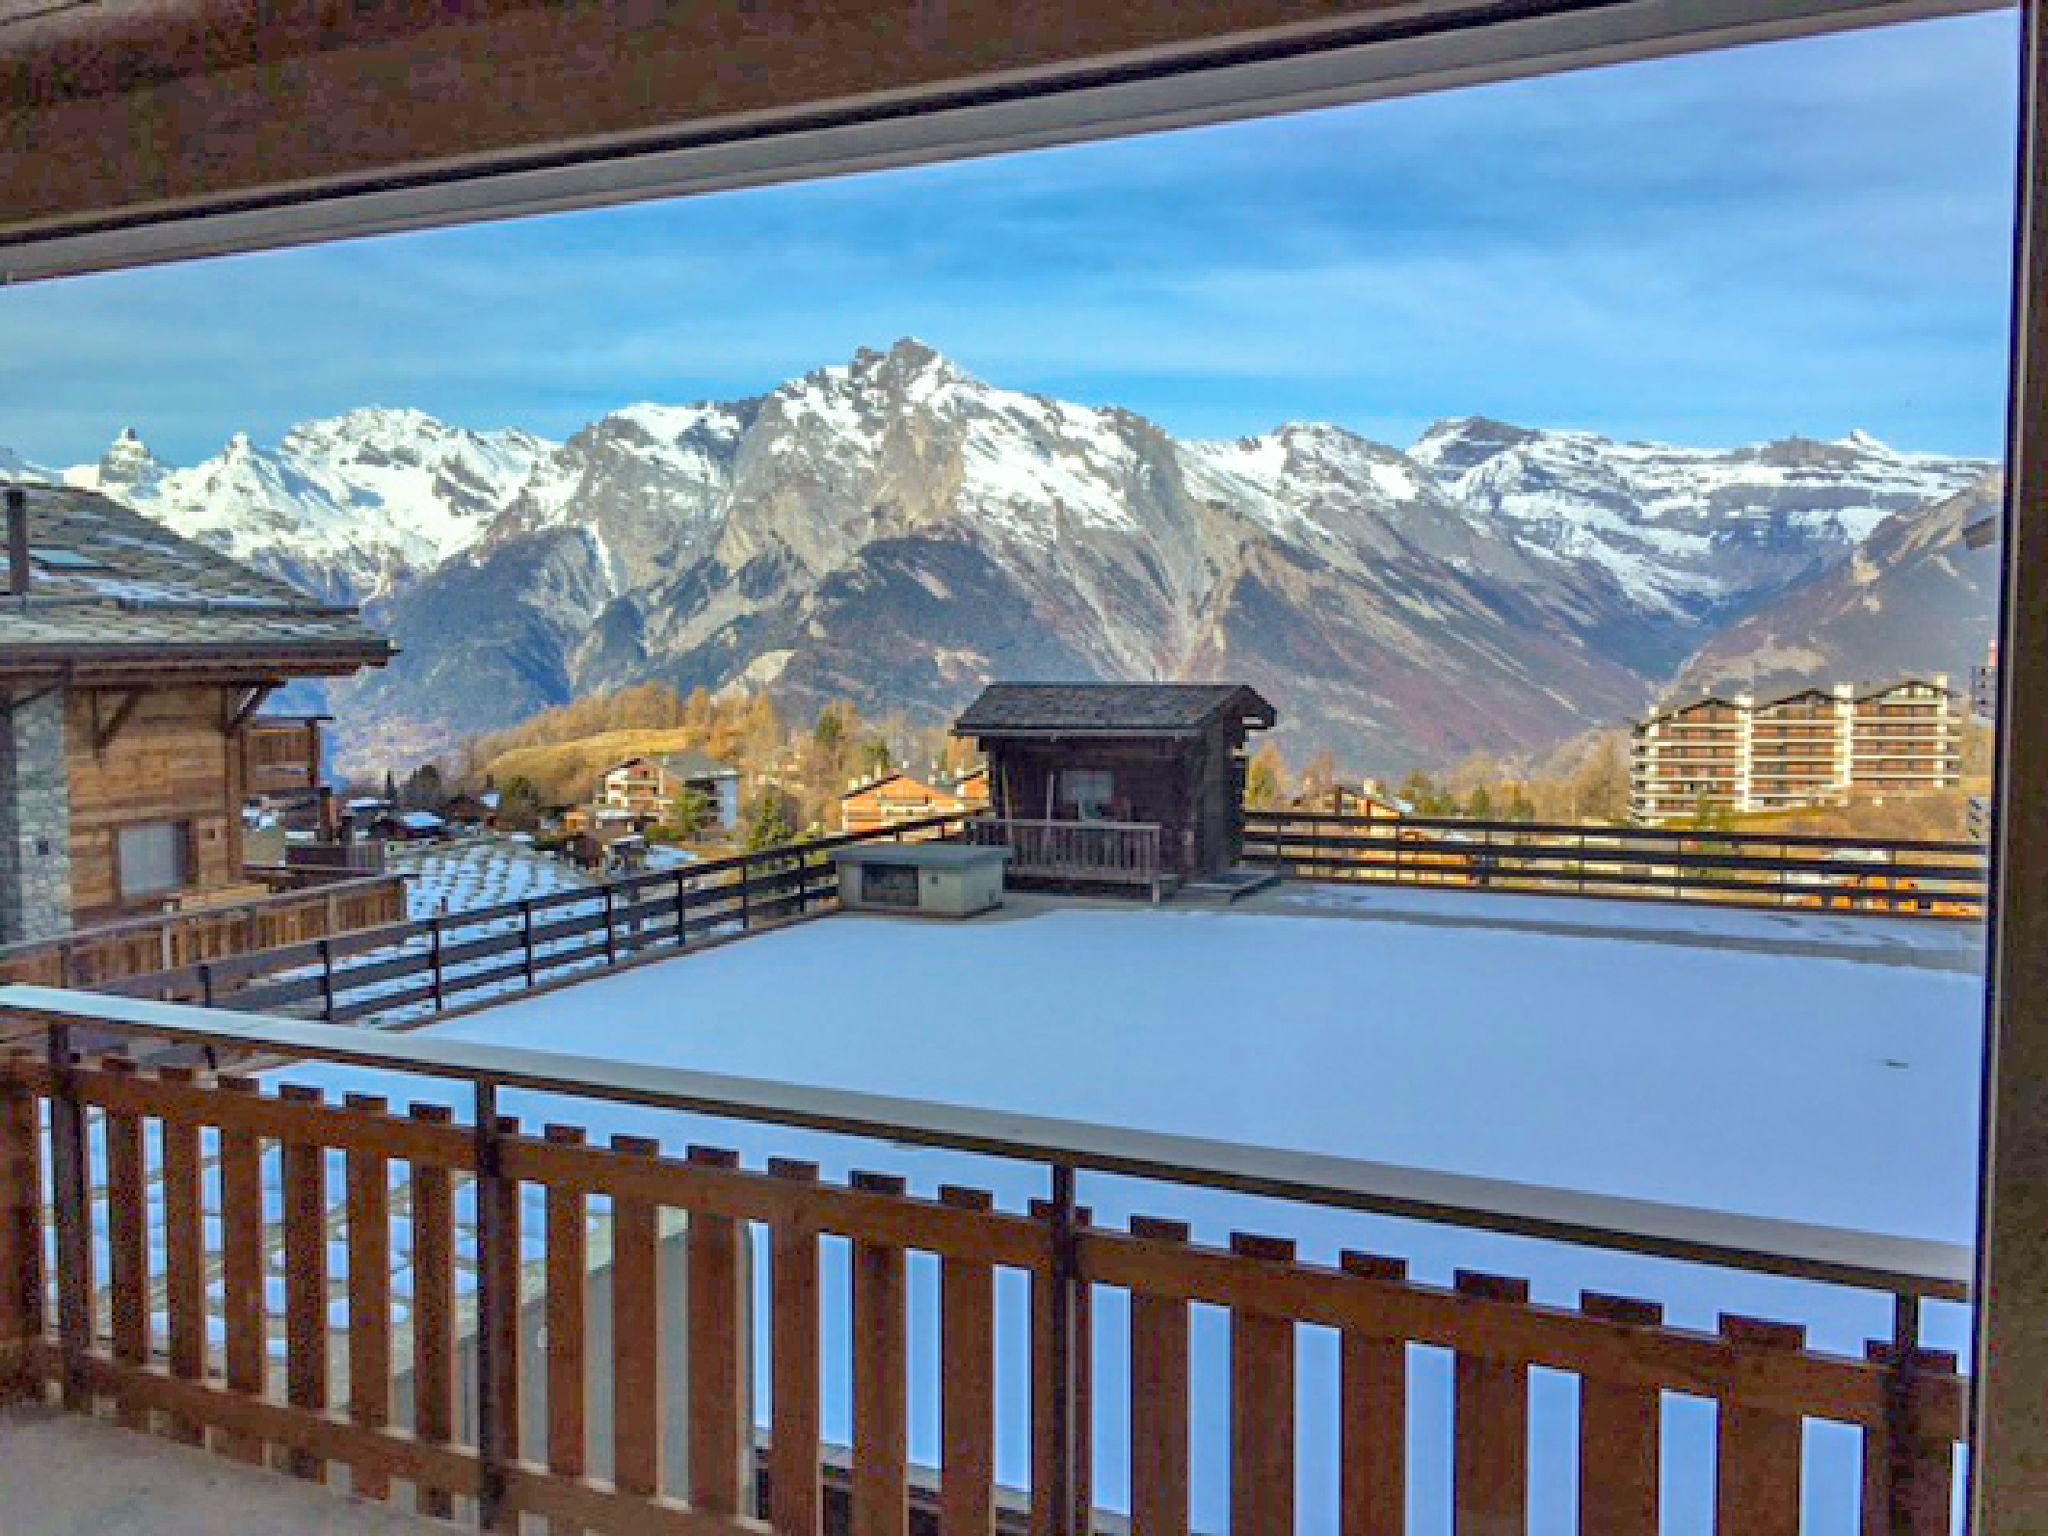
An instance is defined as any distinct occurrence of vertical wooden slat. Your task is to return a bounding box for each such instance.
[544,1125,588,1536]
[942,1186,999,1536]
[852,1170,908,1536]
[769,1158,821,1536]
[1339,1252,1409,1536]
[480,1109,523,1521]
[1579,1292,1663,1536]
[100,1058,149,1431]
[1452,1270,1529,1536]
[1130,1217,1191,1536]
[610,1134,662,1501]
[342,1091,390,1498]
[0,1052,43,1399]
[1029,1196,1093,1536]
[215,1077,269,1460]
[1863,1341,1960,1536]
[411,1103,457,1519]
[1232,1234,1297,1536]
[279,1083,329,1481]
[160,1065,205,1446]
[1715,1315,1805,1536]
[687,1145,749,1518]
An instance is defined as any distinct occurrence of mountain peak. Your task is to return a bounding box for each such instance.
[1410,415,1542,477]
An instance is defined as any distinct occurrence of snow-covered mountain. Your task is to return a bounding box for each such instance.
[1670,474,2002,701]
[7,340,1991,773]
[61,411,553,602]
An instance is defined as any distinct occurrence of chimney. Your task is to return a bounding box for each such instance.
[4,487,27,597]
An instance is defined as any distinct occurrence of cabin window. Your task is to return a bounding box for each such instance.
[1060,769,1115,820]
[117,820,193,902]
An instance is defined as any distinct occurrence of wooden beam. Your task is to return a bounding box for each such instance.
[0,0,2002,281]
[89,688,143,754]
[223,683,278,735]
[1971,0,2048,1527]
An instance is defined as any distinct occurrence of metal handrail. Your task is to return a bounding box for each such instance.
[0,983,1971,1301]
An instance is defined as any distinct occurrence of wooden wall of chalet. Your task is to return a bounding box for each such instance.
[65,685,246,924]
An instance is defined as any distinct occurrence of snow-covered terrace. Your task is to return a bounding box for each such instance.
[0,883,1985,1535]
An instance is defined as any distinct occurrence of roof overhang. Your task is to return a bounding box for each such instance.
[0,0,2004,282]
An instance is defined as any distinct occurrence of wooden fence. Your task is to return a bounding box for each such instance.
[0,987,1971,1536]
[965,818,1168,900]
[0,874,409,991]
[85,813,976,1026]
[1244,811,1989,920]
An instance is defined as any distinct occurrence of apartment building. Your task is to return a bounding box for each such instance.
[1630,676,1962,823]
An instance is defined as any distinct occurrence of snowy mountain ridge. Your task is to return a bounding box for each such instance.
[3,339,1993,772]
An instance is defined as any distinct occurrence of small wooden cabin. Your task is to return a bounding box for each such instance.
[0,485,391,941]
[953,682,1277,889]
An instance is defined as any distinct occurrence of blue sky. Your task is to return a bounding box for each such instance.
[0,11,2020,468]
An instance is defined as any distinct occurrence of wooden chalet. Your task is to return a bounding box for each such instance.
[954,681,1276,895]
[0,484,394,944]
[838,766,990,836]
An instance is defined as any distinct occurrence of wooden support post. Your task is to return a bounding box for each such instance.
[521,900,536,988]
[1033,1167,1088,1536]
[428,918,445,1012]
[46,1023,91,1414]
[1974,3,2048,1528]
[317,938,334,1020]
[472,1082,515,1531]
[603,886,618,967]
[0,1051,43,1403]
[739,856,753,931]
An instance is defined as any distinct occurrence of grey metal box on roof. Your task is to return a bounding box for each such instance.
[831,842,1010,917]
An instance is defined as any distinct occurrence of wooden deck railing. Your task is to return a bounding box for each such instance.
[0,987,1971,1536]
[1244,811,1990,920]
[965,817,1168,899]
[0,874,409,991]
[84,813,977,1027]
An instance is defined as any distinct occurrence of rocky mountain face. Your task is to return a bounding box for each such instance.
[1671,475,2003,701]
[9,340,1992,775]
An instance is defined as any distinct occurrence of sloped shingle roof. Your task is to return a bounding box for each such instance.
[0,485,391,678]
[954,682,1276,736]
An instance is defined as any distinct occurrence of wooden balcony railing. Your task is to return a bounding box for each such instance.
[0,874,409,992]
[964,817,1168,899]
[1245,812,1990,920]
[0,987,1970,1535]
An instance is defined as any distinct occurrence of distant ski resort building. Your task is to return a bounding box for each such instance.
[1630,676,1964,822]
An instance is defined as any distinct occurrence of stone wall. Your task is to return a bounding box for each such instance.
[0,688,73,943]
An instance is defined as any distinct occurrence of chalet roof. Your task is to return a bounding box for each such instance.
[0,485,391,680]
[1852,677,1957,701]
[953,682,1277,738]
